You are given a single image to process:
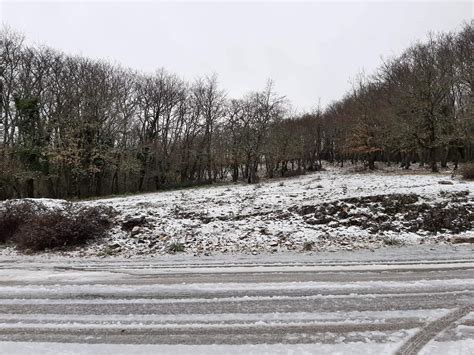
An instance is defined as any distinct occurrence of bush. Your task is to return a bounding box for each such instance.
[302,241,315,251]
[168,242,185,253]
[460,163,474,180]
[0,200,46,243]
[13,205,114,252]
[0,200,115,252]
[383,237,404,246]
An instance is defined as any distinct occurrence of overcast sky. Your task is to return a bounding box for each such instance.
[1,1,471,111]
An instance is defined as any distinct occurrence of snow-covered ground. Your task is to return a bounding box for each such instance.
[1,166,473,257]
[0,246,472,353]
[0,340,420,355]
[1,340,472,355]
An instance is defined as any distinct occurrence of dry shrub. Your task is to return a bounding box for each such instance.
[168,242,185,253]
[12,205,114,252]
[0,200,46,242]
[460,163,474,180]
[0,200,115,252]
[302,241,315,251]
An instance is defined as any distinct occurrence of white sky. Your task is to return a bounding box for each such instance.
[0,1,472,111]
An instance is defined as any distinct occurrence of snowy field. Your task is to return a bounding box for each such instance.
[1,166,473,257]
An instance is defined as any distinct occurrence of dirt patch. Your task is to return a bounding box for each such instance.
[291,192,473,235]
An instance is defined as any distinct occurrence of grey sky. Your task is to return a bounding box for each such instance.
[1,1,471,111]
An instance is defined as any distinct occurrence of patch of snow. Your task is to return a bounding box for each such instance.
[0,278,471,298]
[0,309,449,324]
[419,339,474,355]
[0,338,416,355]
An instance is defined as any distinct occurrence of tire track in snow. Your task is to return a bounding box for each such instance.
[395,305,474,355]
[0,254,472,349]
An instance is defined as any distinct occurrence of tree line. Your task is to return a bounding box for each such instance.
[0,23,472,199]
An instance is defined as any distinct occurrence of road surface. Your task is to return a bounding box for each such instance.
[0,245,473,354]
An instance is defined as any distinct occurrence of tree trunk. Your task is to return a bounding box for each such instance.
[429,147,439,173]
[232,164,239,182]
[138,169,145,192]
[440,147,448,168]
[26,178,35,198]
[368,152,376,170]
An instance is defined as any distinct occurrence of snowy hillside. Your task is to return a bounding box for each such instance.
[1,167,473,257]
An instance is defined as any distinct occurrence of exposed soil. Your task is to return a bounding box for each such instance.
[291,192,473,235]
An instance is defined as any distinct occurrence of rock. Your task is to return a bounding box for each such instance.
[201,217,212,224]
[438,180,453,185]
[269,240,279,247]
[451,235,474,244]
[122,216,147,231]
[130,226,141,236]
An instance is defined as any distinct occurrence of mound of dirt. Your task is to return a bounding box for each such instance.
[292,192,473,235]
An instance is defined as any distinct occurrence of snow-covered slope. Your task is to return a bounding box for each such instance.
[2,167,473,257]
